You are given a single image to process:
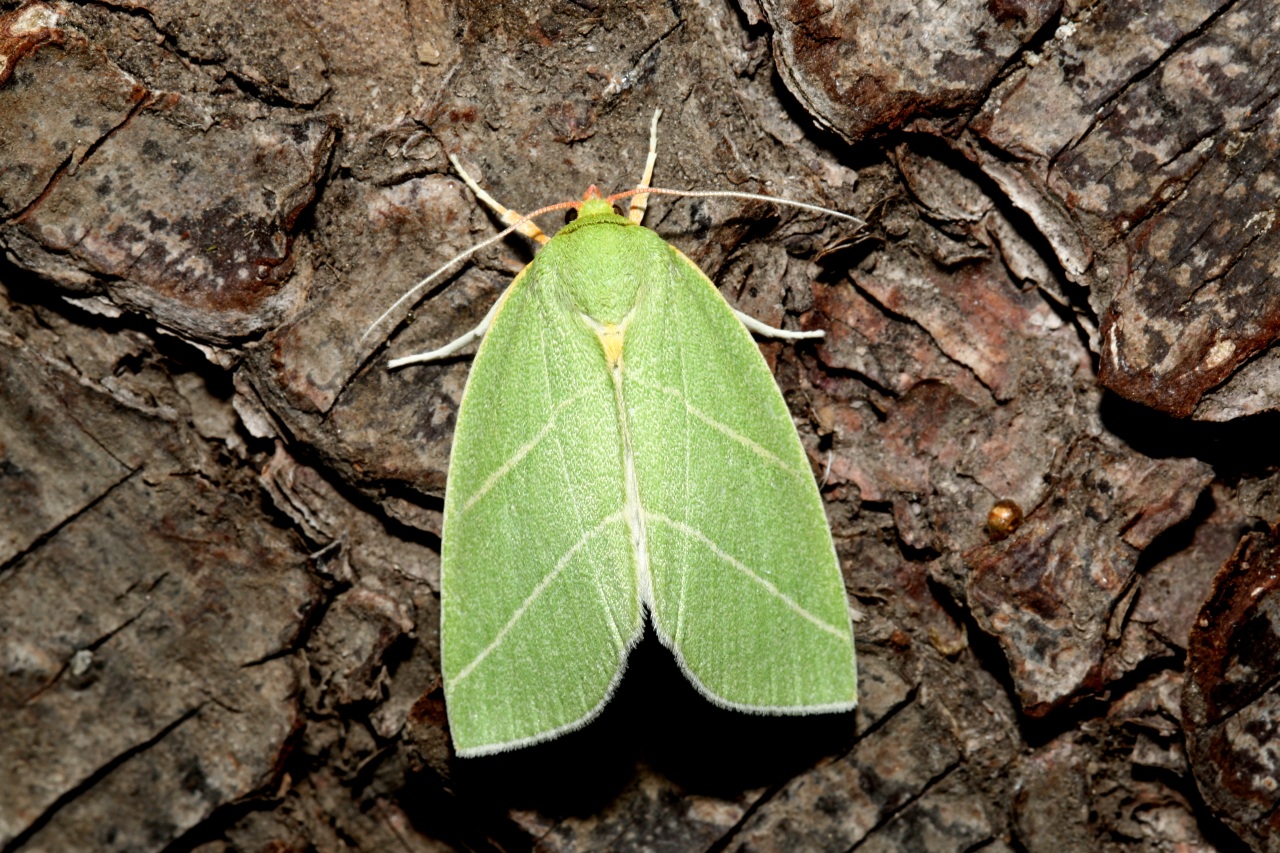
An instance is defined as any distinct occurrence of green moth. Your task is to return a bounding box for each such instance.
[379,111,858,756]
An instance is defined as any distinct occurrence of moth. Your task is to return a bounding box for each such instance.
[373,111,859,756]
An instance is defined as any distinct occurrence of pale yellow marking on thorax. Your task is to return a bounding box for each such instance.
[598,323,626,369]
[581,310,635,371]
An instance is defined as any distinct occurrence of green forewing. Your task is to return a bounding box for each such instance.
[440,211,856,756]
[626,246,856,712]
[439,259,642,755]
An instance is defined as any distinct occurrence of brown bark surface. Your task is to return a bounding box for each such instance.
[1,0,1278,850]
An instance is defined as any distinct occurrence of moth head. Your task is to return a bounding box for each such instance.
[576,185,617,219]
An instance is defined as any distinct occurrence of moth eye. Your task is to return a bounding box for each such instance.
[986,499,1024,540]
[612,203,625,216]
[564,208,579,223]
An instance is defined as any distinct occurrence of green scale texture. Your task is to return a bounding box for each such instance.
[440,200,856,756]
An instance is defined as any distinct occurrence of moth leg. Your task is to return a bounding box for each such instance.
[628,108,663,225]
[733,308,825,341]
[388,295,505,368]
[449,154,550,246]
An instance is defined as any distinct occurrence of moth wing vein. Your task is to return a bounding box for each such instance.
[450,511,627,687]
[458,392,585,516]
[630,376,808,479]
[645,511,848,641]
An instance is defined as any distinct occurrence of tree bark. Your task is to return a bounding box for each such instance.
[1,0,1277,850]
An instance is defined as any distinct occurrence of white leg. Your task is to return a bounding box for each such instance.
[628,108,662,225]
[388,295,504,368]
[734,308,825,341]
[449,155,549,246]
